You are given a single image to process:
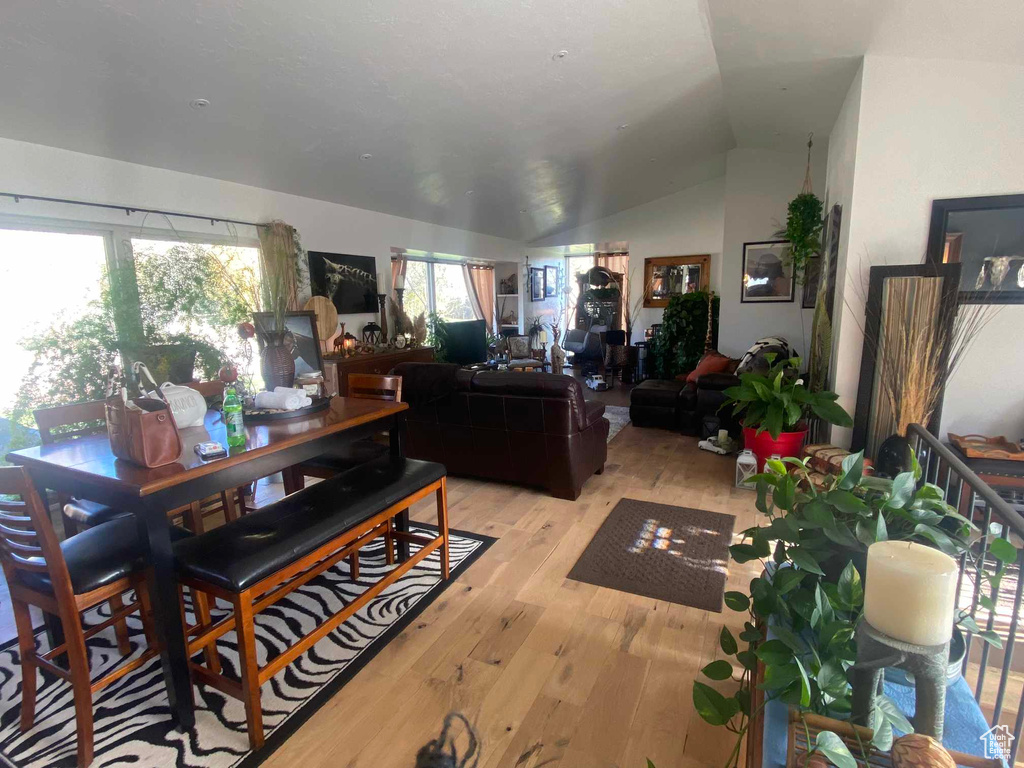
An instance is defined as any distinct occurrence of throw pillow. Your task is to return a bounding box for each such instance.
[736,336,793,375]
[686,351,736,384]
[507,335,531,359]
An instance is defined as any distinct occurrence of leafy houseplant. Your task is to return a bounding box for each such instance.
[723,354,852,468]
[776,192,824,283]
[650,291,719,380]
[693,452,1017,768]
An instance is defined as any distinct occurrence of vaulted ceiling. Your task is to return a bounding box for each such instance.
[1,1,1022,242]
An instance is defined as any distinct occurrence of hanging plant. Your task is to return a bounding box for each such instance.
[782,192,823,281]
[774,135,824,284]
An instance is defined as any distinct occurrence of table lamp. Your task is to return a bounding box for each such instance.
[851,541,958,739]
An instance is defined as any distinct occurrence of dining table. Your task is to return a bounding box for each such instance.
[6,396,409,730]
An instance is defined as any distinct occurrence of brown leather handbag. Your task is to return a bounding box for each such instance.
[105,363,184,468]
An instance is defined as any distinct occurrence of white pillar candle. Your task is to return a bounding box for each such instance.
[864,540,958,647]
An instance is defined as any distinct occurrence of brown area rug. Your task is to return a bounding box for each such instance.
[567,498,735,611]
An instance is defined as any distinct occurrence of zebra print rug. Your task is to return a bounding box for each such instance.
[0,525,492,768]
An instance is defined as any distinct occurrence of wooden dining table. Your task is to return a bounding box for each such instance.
[7,396,409,730]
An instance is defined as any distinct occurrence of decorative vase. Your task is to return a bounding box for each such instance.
[260,332,295,390]
[876,433,914,479]
[743,426,808,471]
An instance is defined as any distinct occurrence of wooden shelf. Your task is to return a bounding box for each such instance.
[497,293,519,298]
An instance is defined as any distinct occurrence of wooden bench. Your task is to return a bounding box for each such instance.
[173,457,449,750]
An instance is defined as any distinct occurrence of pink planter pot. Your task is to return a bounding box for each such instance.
[743,426,808,471]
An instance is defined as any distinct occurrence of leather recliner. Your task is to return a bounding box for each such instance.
[392,362,609,500]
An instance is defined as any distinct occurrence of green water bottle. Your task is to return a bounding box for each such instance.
[223,386,246,448]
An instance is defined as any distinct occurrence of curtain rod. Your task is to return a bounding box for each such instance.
[0,191,262,229]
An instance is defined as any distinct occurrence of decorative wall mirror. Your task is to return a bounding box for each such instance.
[643,254,711,308]
[925,194,1024,304]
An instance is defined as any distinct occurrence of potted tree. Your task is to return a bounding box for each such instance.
[723,354,852,469]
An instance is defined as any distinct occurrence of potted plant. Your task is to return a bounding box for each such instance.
[723,354,852,469]
[692,452,1016,768]
[257,221,301,390]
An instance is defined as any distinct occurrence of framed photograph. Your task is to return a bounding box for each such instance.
[529,267,545,302]
[925,194,1024,304]
[544,265,558,297]
[252,310,324,377]
[741,241,795,303]
[308,251,378,313]
[802,256,821,308]
[643,254,711,308]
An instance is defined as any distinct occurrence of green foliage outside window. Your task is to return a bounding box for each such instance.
[5,241,260,451]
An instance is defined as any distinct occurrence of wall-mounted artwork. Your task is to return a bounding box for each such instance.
[529,267,545,301]
[642,254,710,308]
[925,194,1024,304]
[544,265,558,298]
[740,241,794,303]
[308,251,378,313]
[252,310,324,377]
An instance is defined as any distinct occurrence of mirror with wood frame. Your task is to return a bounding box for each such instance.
[643,254,711,308]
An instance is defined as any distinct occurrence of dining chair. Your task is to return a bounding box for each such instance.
[35,392,243,537]
[288,374,402,489]
[287,374,402,577]
[34,399,138,536]
[0,465,164,768]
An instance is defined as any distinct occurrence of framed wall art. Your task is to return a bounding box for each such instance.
[544,265,558,298]
[308,251,379,313]
[741,241,794,303]
[529,267,545,301]
[252,310,325,377]
[642,254,711,308]
[925,194,1024,304]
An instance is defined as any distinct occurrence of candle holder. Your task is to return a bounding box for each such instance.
[376,293,389,342]
[851,621,949,740]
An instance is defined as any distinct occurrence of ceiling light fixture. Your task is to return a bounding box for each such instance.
[617,123,630,130]
[360,153,373,160]
[465,190,474,196]
[552,50,569,61]
[189,98,210,110]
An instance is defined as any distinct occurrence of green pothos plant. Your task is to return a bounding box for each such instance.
[690,451,1018,768]
[774,192,823,284]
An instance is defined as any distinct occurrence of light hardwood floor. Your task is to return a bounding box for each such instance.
[261,424,761,768]
[0,425,758,767]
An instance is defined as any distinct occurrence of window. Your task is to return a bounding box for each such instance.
[130,238,261,383]
[565,254,595,328]
[402,260,430,321]
[395,257,481,324]
[432,263,475,322]
[0,220,264,455]
[1,226,111,453]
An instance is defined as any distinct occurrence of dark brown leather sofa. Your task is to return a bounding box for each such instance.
[391,362,609,500]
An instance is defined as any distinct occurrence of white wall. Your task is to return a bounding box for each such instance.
[530,176,726,342]
[0,137,523,336]
[829,56,1024,446]
[719,147,826,360]
[823,63,864,447]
